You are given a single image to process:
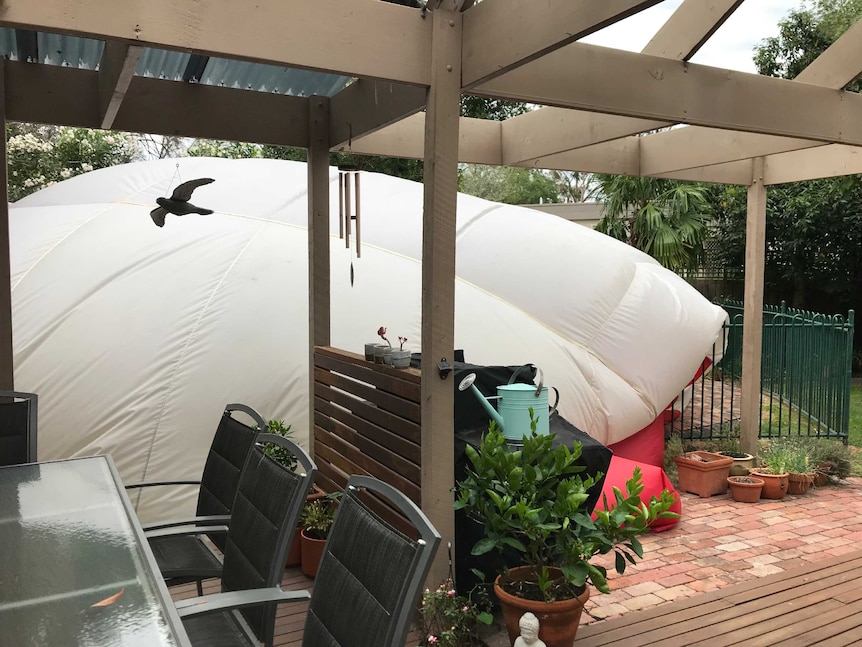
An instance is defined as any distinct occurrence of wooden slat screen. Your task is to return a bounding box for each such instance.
[313,346,422,534]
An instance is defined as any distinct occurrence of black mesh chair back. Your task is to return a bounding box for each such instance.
[219,434,316,645]
[0,391,38,466]
[195,403,263,551]
[303,475,441,647]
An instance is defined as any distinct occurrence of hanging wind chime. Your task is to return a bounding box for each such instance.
[338,164,361,286]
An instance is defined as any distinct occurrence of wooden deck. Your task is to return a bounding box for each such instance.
[172,550,862,646]
[574,548,862,647]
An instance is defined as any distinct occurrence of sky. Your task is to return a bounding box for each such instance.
[581,0,802,73]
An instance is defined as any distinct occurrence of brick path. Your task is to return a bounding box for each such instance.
[579,477,862,625]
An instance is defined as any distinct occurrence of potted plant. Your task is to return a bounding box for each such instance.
[727,475,764,502]
[257,420,325,567]
[750,440,790,500]
[416,544,493,647]
[390,335,411,368]
[373,326,393,364]
[299,492,340,578]
[454,416,677,647]
[783,440,815,495]
[716,429,756,476]
[673,451,734,497]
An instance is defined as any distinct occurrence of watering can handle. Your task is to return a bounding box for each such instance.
[507,364,542,392]
[549,387,560,417]
[507,364,547,399]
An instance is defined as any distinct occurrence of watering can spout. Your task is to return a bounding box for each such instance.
[458,373,505,431]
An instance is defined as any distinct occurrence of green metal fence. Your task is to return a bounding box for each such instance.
[670,301,854,442]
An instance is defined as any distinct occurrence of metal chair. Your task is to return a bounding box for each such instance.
[161,433,316,647]
[175,474,441,647]
[127,403,263,594]
[0,390,38,466]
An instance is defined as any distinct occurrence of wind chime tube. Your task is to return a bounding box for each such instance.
[354,172,361,258]
[344,172,351,249]
[338,171,344,240]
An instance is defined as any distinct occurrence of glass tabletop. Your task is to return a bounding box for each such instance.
[0,456,190,646]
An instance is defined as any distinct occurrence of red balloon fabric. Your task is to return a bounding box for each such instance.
[607,415,665,468]
[594,454,682,533]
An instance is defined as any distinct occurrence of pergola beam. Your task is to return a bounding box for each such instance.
[461,0,662,88]
[478,42,862,146]
[501,109,665,167]
[0,0,432,85]
[347,113,501,165]
[635,17,862,175]
[4,61,311,147]
[98,41,143,129]
[640,128,822,176]
[641,0,744,60]
[329,80,426,149]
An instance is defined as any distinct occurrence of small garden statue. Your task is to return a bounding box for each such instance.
[514,613,545,647]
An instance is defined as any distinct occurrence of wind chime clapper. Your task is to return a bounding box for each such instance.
[338,165,361,258]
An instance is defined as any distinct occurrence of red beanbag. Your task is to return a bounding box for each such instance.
[594,454,682,532]
[608,415,665,468]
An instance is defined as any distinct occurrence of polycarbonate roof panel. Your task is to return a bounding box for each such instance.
[0,28,352,97]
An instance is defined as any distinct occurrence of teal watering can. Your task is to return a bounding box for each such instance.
[458,365,559,443]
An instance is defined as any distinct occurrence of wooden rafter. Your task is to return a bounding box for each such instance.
[329,80,426,149]
[0,0,432,85]
[478,42,862,146]
[462,0,662,88]
[98,41,143,129]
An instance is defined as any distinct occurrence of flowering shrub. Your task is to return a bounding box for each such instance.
[415,579,492,647]
[7,124,137,201]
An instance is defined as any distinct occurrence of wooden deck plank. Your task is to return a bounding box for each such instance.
[575,549,862,647]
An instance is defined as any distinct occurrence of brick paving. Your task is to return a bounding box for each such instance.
[578,476,862,625]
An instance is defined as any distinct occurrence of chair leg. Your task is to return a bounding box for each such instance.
[196,580,203,596]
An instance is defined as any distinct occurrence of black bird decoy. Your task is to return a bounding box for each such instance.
[150,178,215,227]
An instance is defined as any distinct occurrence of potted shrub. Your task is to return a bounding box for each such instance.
[299,492,340,578]
[454,417,677,647]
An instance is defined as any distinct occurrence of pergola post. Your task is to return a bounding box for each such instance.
[307,95,331,457]
[739,157,766,456]
[421,6,461,583]
[0,62,12,391]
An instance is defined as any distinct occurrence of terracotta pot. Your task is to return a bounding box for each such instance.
[285,526,302,567]
[674,451,734,497]
[749,470,788,500]
[813,462,832,487]
[494,566,589,647]
[727,475,763,503]
[287,485,327,568]
[717,452,755,476]
[300,529,327,578]
[787,472,814,495]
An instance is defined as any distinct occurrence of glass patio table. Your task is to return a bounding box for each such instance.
[0,455,191,646]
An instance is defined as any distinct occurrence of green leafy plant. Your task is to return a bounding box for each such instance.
[454,413,678,602]
[299,492,340,540]
[759,437,811,475]
[260,419,298,471]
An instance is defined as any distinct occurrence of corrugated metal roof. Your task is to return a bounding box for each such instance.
[0,28,352,96]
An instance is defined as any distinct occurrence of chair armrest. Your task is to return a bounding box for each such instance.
[145,525,228,540]
[175,587,311,619]
[143,515,231,532]
[125,480,202,490]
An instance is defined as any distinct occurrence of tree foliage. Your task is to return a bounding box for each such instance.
[711,0,862,316]
[595,175,712,272]
[7,124,138,202]
[458,165,559,205]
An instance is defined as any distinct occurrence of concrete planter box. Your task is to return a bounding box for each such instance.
[674,451,734,497]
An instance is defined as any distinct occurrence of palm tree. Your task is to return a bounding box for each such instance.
[595,175,712,273]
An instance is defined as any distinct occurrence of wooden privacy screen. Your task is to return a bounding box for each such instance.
[313,346,422,533]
